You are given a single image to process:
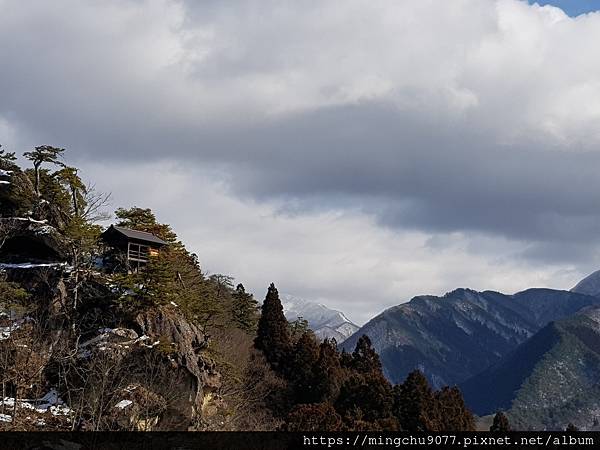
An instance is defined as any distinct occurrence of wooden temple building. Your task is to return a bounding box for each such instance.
[100,225,168,272]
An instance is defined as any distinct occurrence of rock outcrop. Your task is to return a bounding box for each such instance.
[0,217,70,265]
[134,305,221,423]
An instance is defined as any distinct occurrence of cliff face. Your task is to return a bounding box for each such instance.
[0,263,222,431]
[134,306,222,421]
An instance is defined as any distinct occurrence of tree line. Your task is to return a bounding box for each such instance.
[254,283,477,431]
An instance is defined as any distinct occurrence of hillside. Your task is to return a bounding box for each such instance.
[461,306,600,430]
[281,295,359,342]
[342,288,600,387]
[571,270,600,297]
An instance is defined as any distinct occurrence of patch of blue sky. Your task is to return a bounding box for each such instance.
[528,0,600,17]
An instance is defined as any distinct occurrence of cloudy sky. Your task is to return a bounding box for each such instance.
[2,0,600,324]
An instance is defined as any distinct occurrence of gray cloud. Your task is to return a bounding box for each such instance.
[2,0,600,320]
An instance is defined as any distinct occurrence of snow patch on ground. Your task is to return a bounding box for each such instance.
[0,319,26,341]
[0,389,71,417]
[115,400,133,409]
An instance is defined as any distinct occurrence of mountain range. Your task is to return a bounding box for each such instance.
[339,271,600,429]
[281,295,359,341]
[342,287,600,388]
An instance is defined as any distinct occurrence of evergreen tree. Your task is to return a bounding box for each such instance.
[351,335,382,374]
[336,372,394,426]
[339,349,354,369]
[490,411,511,432]
[313,339,343,403]
[254,283,292,373]
[0,145,18,171]
[289,332,320,403]
[288,316,310,343]
[115,207,179,245]
[336,337,394,426]
[435,386,475,431]
[231,283,259,332]
[0,145,31,217]
[394,370,439,432]
[566,423,579,432]
[55,166,86,217]
[23,145,64,197]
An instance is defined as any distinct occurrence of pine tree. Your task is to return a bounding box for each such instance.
[254,283,292,373]
[435,386,475,431]
[394,370,439,431]
[23,145,64,197]
[490,411,511,432]
[55,166,86,217]
[0,145,18,171]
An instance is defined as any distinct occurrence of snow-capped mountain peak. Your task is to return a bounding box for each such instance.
[281,294,359,342]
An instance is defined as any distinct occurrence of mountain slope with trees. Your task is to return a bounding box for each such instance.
[461,305,600,430]
[342,288,600,388]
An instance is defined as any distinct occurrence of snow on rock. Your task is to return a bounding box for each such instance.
[0,180,10,185]
[0,262,70,270]
[0,414,12,423]
[115,400,133,409]
[12,217,48,224]
[0,169,12,176]
[39,388,60,405]
[78,328,153,357]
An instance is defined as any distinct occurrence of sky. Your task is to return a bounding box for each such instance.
[532,0,600,16]
[2,0,600,324]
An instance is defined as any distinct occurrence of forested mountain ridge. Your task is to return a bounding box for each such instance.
[461,305,600,430]
[342,287,600,388]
